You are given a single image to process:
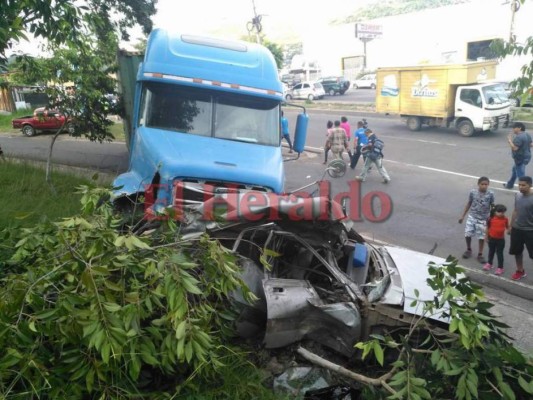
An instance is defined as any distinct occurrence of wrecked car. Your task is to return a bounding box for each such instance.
[202,195,451,357]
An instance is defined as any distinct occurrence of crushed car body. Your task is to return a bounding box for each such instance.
[178,193,455,357]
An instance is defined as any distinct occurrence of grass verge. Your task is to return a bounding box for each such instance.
[0,160,97,228]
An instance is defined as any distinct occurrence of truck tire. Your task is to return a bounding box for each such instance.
[406,117,421,131]
[457,120,475,137]
[22,125,36,137]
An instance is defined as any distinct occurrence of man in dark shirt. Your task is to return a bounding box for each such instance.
[509,176,533,280]
[504,122,532,189]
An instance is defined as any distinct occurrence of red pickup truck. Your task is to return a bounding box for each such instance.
[12,107,74,137]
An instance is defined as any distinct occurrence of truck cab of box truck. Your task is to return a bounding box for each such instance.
[453,83,511,136]
[113,30,307,216]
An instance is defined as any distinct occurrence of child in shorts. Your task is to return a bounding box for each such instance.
[458,176,495,263]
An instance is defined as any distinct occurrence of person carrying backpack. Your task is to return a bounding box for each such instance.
[355,128,390,183]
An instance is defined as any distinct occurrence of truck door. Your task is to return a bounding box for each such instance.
[455,88,484,129]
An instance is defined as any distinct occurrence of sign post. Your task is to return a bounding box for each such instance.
[355,23,383,70]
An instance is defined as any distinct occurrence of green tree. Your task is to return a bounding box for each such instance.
[0,0,156,61]
[491,0,532,102]
[1,1,157,183]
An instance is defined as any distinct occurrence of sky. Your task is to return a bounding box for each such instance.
[9,0,360,55]
[149,0,369,44]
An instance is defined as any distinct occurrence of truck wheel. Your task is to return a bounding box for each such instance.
[66,122,75,134]
[457,120,475,137]
[22,125,36,137]
[406,117,421,131]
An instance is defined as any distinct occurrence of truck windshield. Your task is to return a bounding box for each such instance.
[482,84,509,105]
[138,81,280,146]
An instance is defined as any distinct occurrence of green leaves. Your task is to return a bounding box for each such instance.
[0,186,250,398]
[353,257,533,399]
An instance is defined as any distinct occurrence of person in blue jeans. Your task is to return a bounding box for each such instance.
[350,120,368,169]
[504,122,532,189]
[281,111,293,153]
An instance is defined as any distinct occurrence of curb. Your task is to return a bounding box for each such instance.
[460,264,533,302]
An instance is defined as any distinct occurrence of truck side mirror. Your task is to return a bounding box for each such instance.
[293,112,308,154]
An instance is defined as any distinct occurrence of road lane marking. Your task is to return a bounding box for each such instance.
[380,135,457,146]
[386,159,516,192]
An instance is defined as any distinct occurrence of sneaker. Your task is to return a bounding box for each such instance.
[511,270,527,280]
[482,263,492,271]
[462,250,472,259]
[494,268,504,276]
[477,254,486,263]
[382,179,390,184]
[503,183,512,189]
[355,176,365,182]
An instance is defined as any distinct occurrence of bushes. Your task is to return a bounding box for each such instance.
[0,186,259,398]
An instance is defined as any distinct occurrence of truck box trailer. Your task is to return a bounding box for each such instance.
[376,61,511,136]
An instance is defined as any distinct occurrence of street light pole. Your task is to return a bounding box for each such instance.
[508,0,520,43]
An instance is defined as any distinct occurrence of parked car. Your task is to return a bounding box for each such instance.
[319,76,350,94]
[282,83,290,100]
[285,81,325,101]
[280,73,301,88]
[353,73,377,89]
[11,107,75,137]
[319,78,346,96]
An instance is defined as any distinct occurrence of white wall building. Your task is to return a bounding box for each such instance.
[302,0,532,81]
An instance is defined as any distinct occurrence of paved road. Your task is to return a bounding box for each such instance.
[283,109,522,276]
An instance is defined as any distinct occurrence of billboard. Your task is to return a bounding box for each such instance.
[355,23,383,39]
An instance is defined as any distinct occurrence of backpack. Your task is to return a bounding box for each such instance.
[373,138,385,152]
[367,137,384,159]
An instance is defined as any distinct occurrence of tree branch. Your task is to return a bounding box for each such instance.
[296,347,397,394]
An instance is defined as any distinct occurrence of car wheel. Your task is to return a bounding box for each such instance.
[308,94,315,101]
[406,117,421,131]
[329,89,335,96]
[285,94,292,100]
[22,125,36,137]
[353,84,359,89]
[510,98,520,107]
[457,120,475,137]
[66,122,75,134]
[370,83,376,89]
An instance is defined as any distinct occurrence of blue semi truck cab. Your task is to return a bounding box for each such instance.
[113,29,307,216]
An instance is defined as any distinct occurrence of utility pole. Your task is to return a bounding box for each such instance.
[508,0,520,43]
[247,0,263,44]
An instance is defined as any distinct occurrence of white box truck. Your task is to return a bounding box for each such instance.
[376,61,511,136]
